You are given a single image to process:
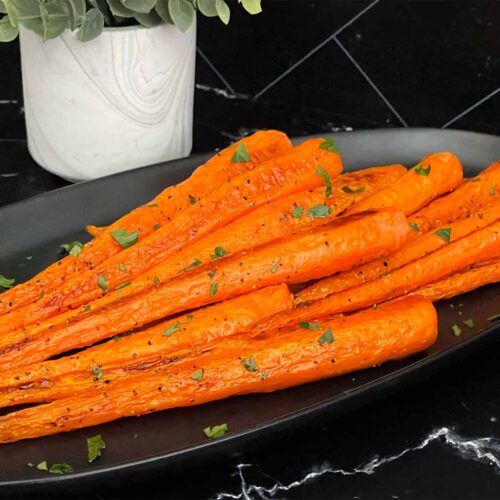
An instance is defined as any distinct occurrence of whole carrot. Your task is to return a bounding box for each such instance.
[0,138,342,335]
[0,285,293,408]
[0,209,408,370]
[410,161,500,234]
[0,296,437,443]
[410,259,500,302]
[257,220,500,331]
[297,199,500,302]
[347,152,463,216]
[0,130,292,316]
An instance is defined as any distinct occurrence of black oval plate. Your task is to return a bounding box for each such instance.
[0,128,499,487]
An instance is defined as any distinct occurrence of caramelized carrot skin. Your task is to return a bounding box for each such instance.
[0,209,408,370]
[347,152,463,216]
[298,199,500,302]
[0,297,437,443]
[0,285,293,408]
[0,139,342,335]
[411,161,500,234]
[0,130,292,317]
[410,259,500,302]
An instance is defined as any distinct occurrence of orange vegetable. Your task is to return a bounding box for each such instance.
[0,138,342,335]
[410,259,500,302]
[0,296,437,443]
[297,199,500,302]
[257,220,500,331]
[0,130,292,316]
[0,209,408,370]
[0,285,293,408]
[347,152,463,216]
[410,161,500,234]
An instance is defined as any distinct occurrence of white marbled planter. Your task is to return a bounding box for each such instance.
[19,22,196,181]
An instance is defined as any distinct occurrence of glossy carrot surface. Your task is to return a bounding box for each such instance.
[0,297,437,443]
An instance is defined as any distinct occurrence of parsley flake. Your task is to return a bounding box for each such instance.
[183,259,202,272]
[211,247,228,259]
[49,463,73,475]
[451,324,462,337]
[488,314,500,322]
[491,184,496,196]
[115,282,130,291]
[415,164,431,176]
[210,283,219,296]
[231,143,251,163]
[270,258,281,273]
[260,371,270,380]
[87,434,105,463]
[188,194,196,205]
[203,423,228,438]
[319,137,340,154]
[37,461,48,471]
[341,185,365,194]
[307,204,331,218]
[192,368,204,381]
[292,206,304,219]
[60,241,84,257]
[153,224,161,231]
[463,318,474,328]
[0,274,15,289]
[97,274,108,293]
[110,229,139,249]
[318,327,334,345]
[241,355,259,372]
[435,228,452,242]
[153,276,160,285]
[118,263,127,271]
[83,304,91,313]
[92,366,103,380]
[163,320,182,337]
[409,222,420,232]
[299,321,321,330]
[316,165,332,198]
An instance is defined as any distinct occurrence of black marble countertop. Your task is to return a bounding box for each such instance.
[1,1,500,499]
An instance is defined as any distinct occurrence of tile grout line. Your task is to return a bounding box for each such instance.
[196,47,236,95]
[442,86,500,128]
[333,37,408,127]
[252,0,381,100]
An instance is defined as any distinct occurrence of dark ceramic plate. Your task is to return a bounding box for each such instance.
[0,128,499,487]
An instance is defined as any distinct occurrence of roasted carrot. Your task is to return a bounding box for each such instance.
[347,152,463,216]
[0,139,342,335]
[409,161,500,234]
[257,220,500,331]
[0,209,408,370]
[0,130,292,317]
[0,296,437,443]
[410,259,500,302]
[297,199,500,302]
[0,285,293,408]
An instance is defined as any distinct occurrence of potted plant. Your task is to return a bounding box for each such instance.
[0,0,262,181]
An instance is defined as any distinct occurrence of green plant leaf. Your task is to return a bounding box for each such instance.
[0,1,7,14]
[119,0,156,14]
[0,14,18,41]
[12,0,44,37]
[155,0,173,22]
[240,0,261,14]
[168,0,195,32]
[106,0,136,17]
[63,0,85,30]
[197,0,217,17]
[215,0,229,24]
[135,9,162,26]
[2,0,18,27]
[76,7,104,41]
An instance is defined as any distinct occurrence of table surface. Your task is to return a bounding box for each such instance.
[1,1,500,496]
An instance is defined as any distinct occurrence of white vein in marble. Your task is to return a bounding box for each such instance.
[215,427,500,499]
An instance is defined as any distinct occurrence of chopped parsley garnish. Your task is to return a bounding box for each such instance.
[49,463,74,475]
[92,366,103,380]
[97,274,108,293]
[270,258,281,273]
[341,185,365,194]
[191,368,204,381]
[211,247,228,259]
[83,304,91,313]
[183,259,202,272]
[163,320,182,337]
[260,371,270,380]
[451,324,462,337]
[470,177,481,183]
[148,203,158,207]
[153,224,160,231]
[292,206,304,219]
[209,283,219,296]
[118,263,127,271]
[463,318,474,328]
[87,434,105,463]
[241,355,259,372]
[231,143,251,163]
[319,137,340,154]
[435,228,452,242]
[110,229,139,249]
[60,241,83,257]
[188,194,196,205]
[0,274,15,289]
[208,270,217,279]
[153,276,160,284]
[415,164,431,176]
[307,204,331,218]
[409,222,420,232]
[316,165,332,198]
[488,314,500,322]
[203,423,228,438]
[491,184,496,196]
[299,321,321,330]
[37,461,48,471]
[318,327,334,345]
[115,282,130,291]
